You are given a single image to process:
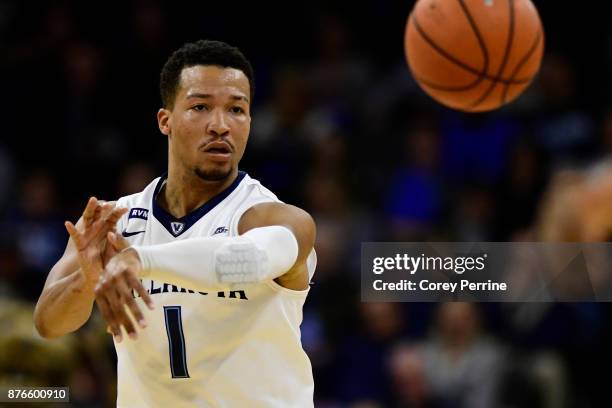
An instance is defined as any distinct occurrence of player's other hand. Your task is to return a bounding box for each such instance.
[65,197,128,286]
[96,232,154,342]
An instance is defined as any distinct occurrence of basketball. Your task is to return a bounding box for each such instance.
[405,0,544,112]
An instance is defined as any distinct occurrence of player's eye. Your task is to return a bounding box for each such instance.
[192,104,208,112]
[230,106,245,114]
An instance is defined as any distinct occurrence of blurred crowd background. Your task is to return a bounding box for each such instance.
[1,0,612,407]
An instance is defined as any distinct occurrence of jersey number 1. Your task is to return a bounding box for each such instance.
[163,306,190,378]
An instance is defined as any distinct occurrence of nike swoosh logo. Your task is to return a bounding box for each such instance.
[121,230,146,237]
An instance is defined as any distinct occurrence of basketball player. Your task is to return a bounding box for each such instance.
[34,40,317,407]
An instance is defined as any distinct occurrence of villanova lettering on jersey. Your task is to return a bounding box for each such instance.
[135,279,248,300]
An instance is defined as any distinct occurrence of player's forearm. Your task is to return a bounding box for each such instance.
[34,270,96,339]
[133,226,299,292]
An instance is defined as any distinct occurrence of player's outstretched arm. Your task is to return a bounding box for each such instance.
[95,202,315,340]
[33,198,127,339]
[134,202,315,290]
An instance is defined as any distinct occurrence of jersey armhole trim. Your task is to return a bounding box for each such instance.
[264,280,310,297]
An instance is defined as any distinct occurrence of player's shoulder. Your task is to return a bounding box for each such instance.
[115,176,161,210]
[239,174,312,222]
[240,173,280,203]
[238,175,314,231]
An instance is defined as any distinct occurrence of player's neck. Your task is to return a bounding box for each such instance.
[160,168,238,218]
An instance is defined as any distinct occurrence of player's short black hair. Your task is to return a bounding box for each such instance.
[160,39,255,108]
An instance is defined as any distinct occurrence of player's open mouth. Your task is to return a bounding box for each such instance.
[207,148,229,153]
[203,141,232,161]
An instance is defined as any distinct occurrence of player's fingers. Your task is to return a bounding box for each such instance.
[108,231,131,252]
[99,201,115,219]
[95,296,122,342]
[94,202,104,215]
[91,202,114,230]
[88,205,104,234]
[65,221,83,249]
[96,274,127,341]
[126,272,154,312]
[108,290,134,339]
[82,197,98,225]
[140,287,155,311]
[108,279,138,339]
[112,206,129,222]
[121,283,147,329]
[88,204,120,245]
[104,207,128,231]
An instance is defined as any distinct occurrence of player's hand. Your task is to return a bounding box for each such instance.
[96,233,154,342]
[65,197,128,287]
[102,226,128,265]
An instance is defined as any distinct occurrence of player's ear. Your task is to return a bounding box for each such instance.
[157,108,171,136]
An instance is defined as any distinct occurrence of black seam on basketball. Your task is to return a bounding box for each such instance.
[411,10,530,86]
[409,13,487,90]
[469,0,515,109]
[455,0,489,96]
[501,28,542,103]
[414,74,481,91]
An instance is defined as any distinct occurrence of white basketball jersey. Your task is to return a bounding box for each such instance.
[112,172,316,407]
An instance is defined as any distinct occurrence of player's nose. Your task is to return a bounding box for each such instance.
[207,109,230,137]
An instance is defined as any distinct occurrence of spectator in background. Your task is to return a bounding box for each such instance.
[420,302,505,408]
[0,298,116,407]
[115,162,157,198]
[388,343,438,408]
[308,14,371,114]
[493,140,548,240]
[62,41,128,170]
[333,302,407,406]
[1,171,65,299]
[249,66,315,202]
[440,112,520,187]
[532,54,596,162]
[0,244,21,299]
[384,121,443,240]
[301,168,372,405]
[0,299,77,388]
[601,107,612,156]
[535,159,612,242]
[451,184,496,241]
[0,143,15,213]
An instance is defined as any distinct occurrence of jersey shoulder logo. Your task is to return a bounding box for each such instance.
[212,226,228,235]
[124,207,149,237]
[128,208,149,220]
[171,221,185,236]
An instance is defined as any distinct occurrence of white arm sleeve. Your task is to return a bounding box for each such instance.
[132,225,299,291]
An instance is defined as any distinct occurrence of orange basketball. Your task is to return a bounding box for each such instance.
[405,0,544,112]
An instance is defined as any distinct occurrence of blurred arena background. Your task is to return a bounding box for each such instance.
[1,0,612,407]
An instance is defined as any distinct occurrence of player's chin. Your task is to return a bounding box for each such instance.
[194,163,234,182]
